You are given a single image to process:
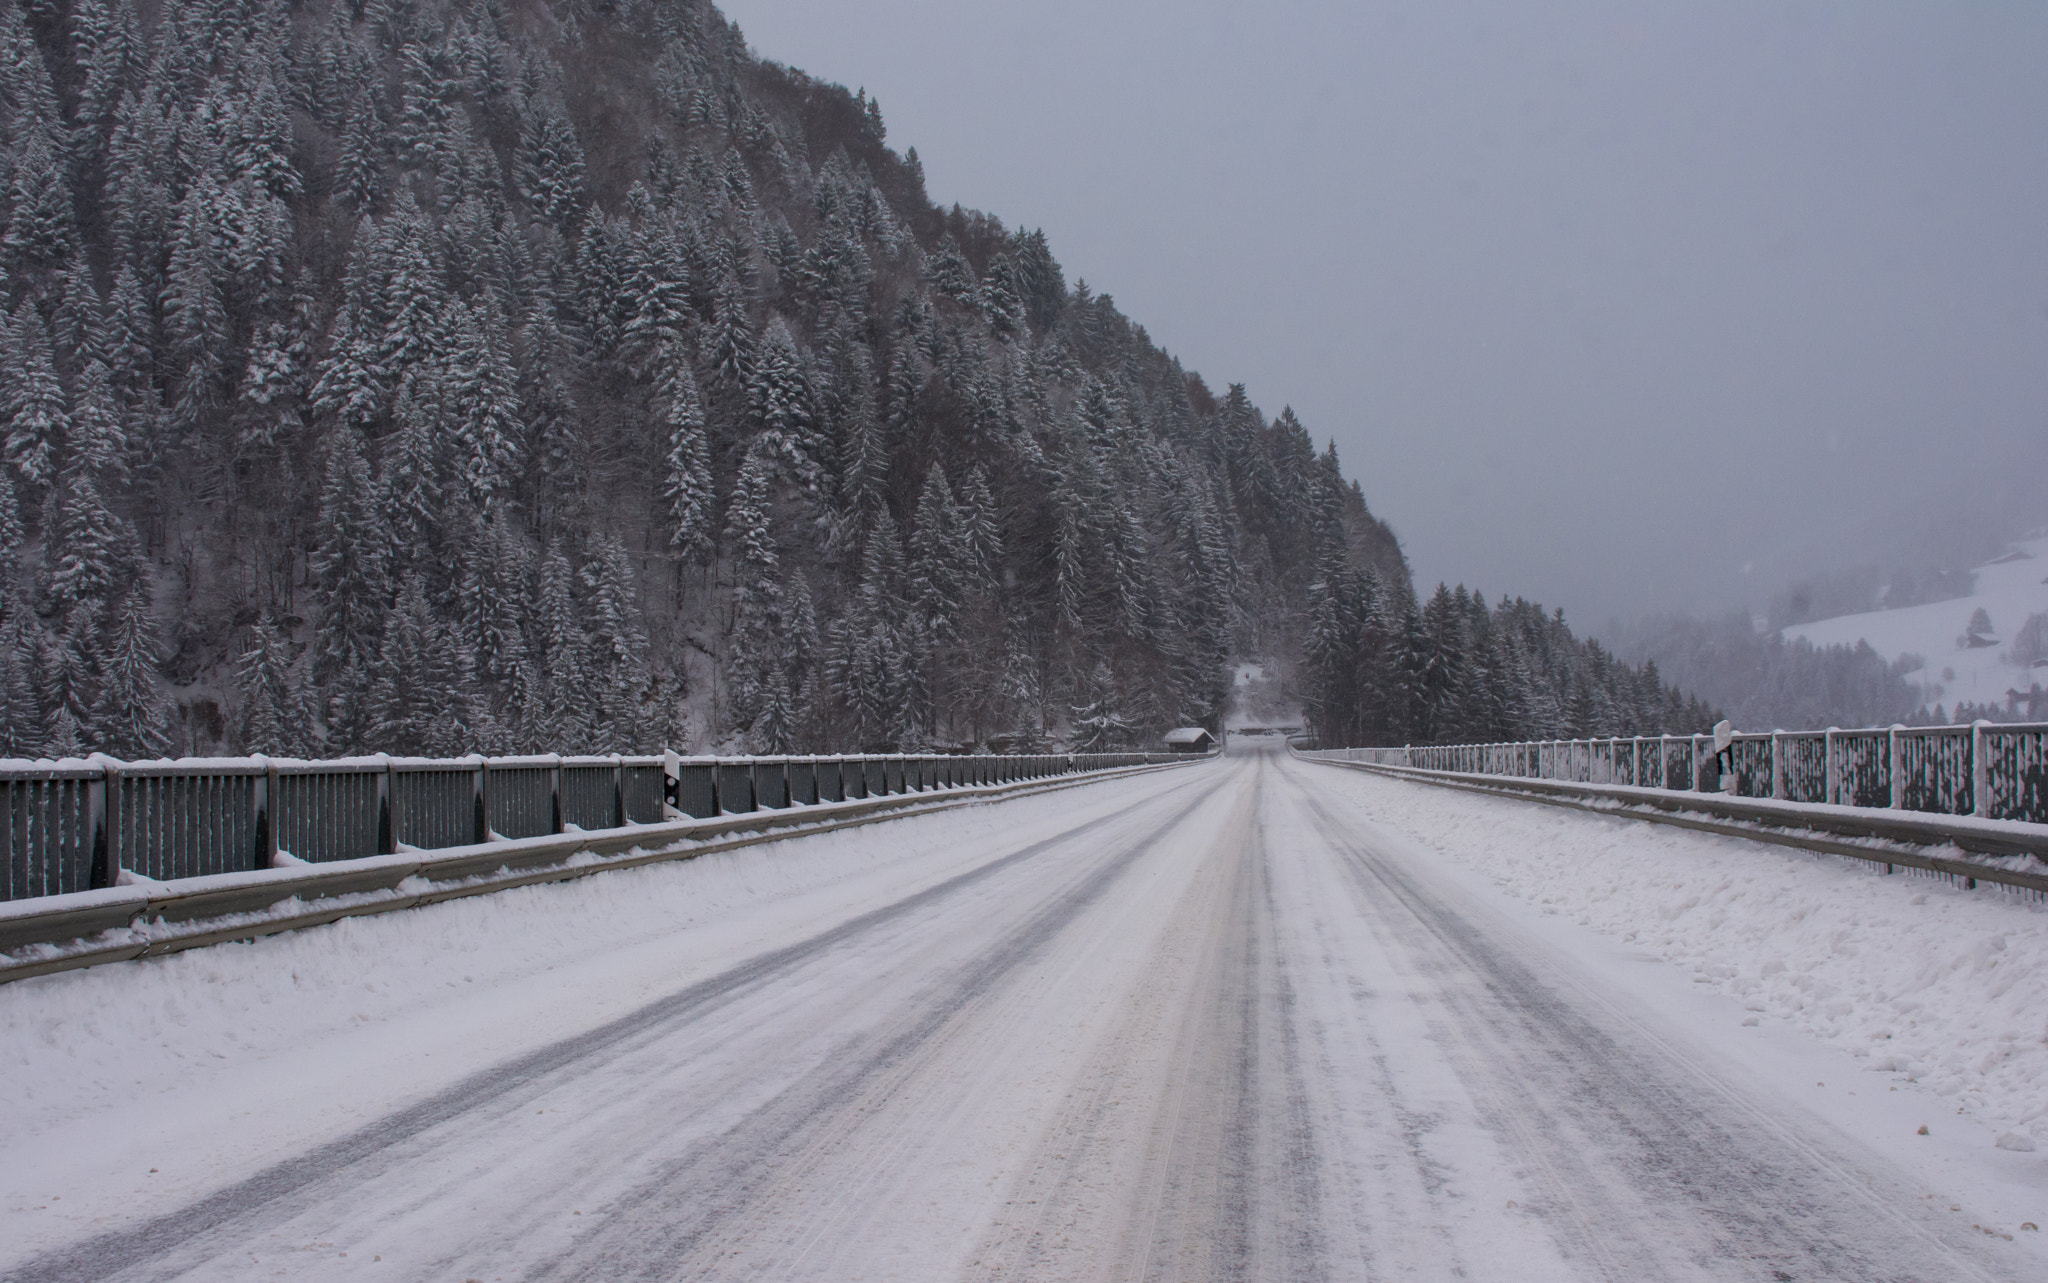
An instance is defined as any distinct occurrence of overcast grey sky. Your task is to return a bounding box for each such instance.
[719,0,2048,628]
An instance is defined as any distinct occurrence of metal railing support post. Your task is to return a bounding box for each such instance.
[473,756,489,843]
[1770,732,1784,800]
[1824,728,1839,807]
[87,757,114,890]
[612,754,626,827]
[252,755,276,869]
[1972,720,1991,819]
[376,754,395,855]
[1889,725,1904,810]
[549,754,564,834]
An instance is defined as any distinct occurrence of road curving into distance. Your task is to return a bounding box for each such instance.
[3,738,2032,1282]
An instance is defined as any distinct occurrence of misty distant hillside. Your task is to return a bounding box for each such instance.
[0,0,1700,759]
[1612,533,2048,730]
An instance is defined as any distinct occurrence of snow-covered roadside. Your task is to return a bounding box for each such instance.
[1316,765,2048,1149]
[0,771,1194,1250]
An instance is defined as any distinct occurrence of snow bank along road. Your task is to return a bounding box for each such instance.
[4,742,2044,1281]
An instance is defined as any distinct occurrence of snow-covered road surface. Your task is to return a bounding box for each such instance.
[4,742,2042,1281]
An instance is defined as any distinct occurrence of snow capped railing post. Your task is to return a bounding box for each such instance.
[1824,728,1838,806]
[252,756,277,869]
[86,756,114,890]
[1888,725,1904,810]
[1770,733,1785,801]
[1972,720,1990,818]
[472,757,489,843]
[374,755,396,855]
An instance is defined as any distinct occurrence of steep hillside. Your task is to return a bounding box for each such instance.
[0,0,1688,758]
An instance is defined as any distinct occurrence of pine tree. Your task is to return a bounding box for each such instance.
[1069,661,1134,751]
[43,468,136,617]
[310,427,389,749]
[528,540,591,750]
[2,129,77,278]
[702,271,755,392]
[746,317,822,488]
[89,594,169,754]
[380,376,444,576]
[515,90,587,227]
[581,533,649,743]
[236,614,311,757]
[724,440,783,734]
[229,69,303,200]
[909,462,964,641]
[0,606,41,757]
[368,575,479,757]
[162,177,232,434]
[1,302,67,489]
[658,347,716,565]
[444,296,523,511]
[458,509,529,688]
[337,88,388,213]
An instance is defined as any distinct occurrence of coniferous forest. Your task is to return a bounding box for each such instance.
[0,0,1705,759]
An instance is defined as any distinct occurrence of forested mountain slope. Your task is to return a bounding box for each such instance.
[0,0,1691,758]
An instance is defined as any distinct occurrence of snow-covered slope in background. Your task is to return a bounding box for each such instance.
[1786,534,2048,715]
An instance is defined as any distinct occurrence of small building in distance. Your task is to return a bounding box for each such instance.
[1164,727,1217,753]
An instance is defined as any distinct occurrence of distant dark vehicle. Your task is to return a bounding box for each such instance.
[1163,727,1216,753]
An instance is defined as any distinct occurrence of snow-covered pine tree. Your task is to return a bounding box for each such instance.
[528,540,592,751]
[657,344,716,566]
[581,533,650,745]
[2,301,68,490]
[236,614,312,758]
[310,426,390,750]
[748,318,821,489]
[723,440,783,737]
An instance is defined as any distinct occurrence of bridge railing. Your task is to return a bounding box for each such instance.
[1303,722,2048,825]
[1,749,1182,903]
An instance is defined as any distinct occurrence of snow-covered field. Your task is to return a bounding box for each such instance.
[1786,533,2048,712]
[2,745,2042,1280]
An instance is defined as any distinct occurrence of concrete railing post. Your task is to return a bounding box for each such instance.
[1889,725,1904,810]
[1824,728,1839,807]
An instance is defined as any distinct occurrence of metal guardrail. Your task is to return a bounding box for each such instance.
[1,750,1179,904]
[1295,749,2048,898]
[0,751,1217,985]
[1308,722,2048,825]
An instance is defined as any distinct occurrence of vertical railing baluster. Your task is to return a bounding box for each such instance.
[1972,720,1990,819]
[376,755,395,855]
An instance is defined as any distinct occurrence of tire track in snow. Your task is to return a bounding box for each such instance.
[1277,754,2013,1282]
[520,762,1241,1281]
[7,768,1217,1283]
[966,750,1329,1282]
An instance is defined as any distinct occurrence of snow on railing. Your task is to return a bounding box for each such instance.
[1304,722,2048,825]
[0,749,1178,903]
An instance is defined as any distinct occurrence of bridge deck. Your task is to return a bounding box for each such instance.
[1,742,2039,1281]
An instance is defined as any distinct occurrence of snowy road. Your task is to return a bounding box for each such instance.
[4,741,2041,1281]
